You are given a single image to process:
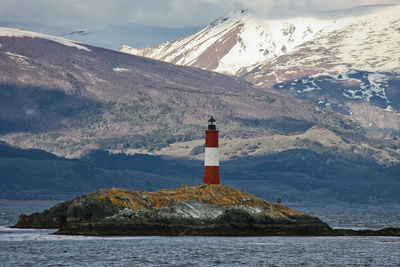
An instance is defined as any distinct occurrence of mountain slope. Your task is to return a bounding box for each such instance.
[0,141,191,200]
[240,5,400,131]
[0,27,358,158]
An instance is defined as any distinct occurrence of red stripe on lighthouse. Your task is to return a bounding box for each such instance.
[204,166,220,184]
[205,130,218,147]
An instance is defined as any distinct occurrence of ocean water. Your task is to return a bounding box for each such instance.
[1,204,400,266]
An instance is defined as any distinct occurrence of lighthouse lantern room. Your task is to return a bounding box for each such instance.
[203,116,220,184]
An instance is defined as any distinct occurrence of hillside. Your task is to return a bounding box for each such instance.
[0,26,364,158]
[1,141,399,207]
[0,141,190,200]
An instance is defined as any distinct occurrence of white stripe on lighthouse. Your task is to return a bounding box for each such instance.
[205,147,219,166]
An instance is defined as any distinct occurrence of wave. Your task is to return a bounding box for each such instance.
[0,227,164,241]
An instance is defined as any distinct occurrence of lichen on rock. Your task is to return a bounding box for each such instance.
[92,184,304,219]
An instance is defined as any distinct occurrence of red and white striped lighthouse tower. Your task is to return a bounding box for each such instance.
[203,116,220,184]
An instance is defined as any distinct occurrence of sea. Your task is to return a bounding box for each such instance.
[1,203,399,266]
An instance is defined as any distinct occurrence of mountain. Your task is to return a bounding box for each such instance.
[0,27,399,206]
[121,5,400,134]
[121,8,331,75]
[240,5,400,133]
[120,5,396,75]
[0,26,359,158]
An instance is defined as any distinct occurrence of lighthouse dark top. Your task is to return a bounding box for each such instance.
[203,117,220,184]
[208,116,216,130]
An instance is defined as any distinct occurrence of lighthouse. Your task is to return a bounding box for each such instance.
[203,116,220,184]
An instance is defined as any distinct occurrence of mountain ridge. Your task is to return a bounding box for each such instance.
[120,5,397,75]
[0,27,363,158]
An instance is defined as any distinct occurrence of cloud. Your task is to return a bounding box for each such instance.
[229,0,399,17]
[0,0,398,30]
[0,0,233,29]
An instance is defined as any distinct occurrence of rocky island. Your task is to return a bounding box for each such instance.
[14,185,400,236]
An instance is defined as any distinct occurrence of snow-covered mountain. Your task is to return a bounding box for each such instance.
[240,5,400,130]
[121,5,400,132]
[121,9,332,75]
[241,4,400,85]
[121,5,396,75]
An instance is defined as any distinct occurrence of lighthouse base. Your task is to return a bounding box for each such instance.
[203,166,220,184]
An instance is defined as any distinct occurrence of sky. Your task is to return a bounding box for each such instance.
[0,0,399,29]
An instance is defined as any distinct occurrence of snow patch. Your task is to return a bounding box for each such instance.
[0,27,91,51]
[113,67,131,72]
[4,51,33,69]
[5,51,28,59]
[385,105,393,111]
[120,45,140,54]
[342,71,389,102]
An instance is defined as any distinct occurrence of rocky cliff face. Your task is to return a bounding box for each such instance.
[14,185,333,236]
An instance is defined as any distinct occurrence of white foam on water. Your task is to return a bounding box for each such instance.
[0,227,164,241]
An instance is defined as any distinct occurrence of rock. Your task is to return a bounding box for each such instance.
[13,185,400,236]
[333,227,400,236]
[14,200,72,228]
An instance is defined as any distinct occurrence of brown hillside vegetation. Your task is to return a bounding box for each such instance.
[94,184,303,218]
